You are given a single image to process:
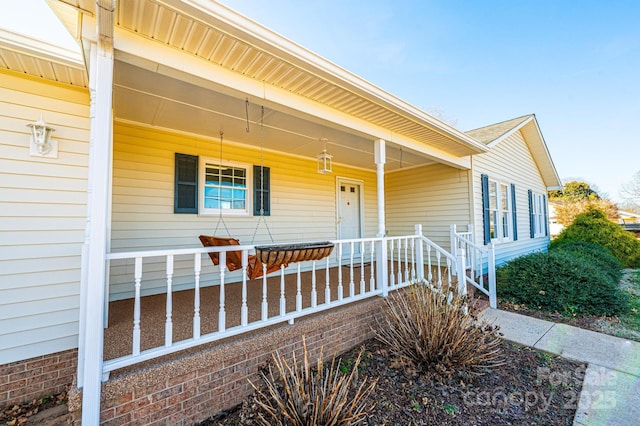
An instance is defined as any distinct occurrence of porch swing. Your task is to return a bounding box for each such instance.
[199,102,334,279]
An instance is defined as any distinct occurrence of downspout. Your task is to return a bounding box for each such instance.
[81,1,115,424]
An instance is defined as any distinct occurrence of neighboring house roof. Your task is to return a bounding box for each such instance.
[0,28,87,88]
[466,114,562,190]
[47,0,487,169]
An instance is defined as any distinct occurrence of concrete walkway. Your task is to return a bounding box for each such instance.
[482,309,640,426]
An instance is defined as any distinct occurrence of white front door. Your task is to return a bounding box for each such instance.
[337,179,363,245]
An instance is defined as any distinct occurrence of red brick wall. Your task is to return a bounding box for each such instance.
[94,298,385,425]
[0,349,77,406]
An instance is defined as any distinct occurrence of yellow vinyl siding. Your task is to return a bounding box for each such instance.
[472,130,549,265]
[0,71,89,364]
[109,122,377,300]
[386,163,471,250]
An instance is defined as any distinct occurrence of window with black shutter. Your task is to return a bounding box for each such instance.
[254,165,270,216]
[174,153,198,214]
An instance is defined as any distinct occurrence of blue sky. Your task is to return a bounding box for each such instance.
[219,0,640,201]
[2,1,638,200]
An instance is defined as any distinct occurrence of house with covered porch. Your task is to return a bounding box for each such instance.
[0,0,561,424]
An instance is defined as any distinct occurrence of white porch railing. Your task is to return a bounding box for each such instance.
[102,229,455,379]
[450,224,497,309]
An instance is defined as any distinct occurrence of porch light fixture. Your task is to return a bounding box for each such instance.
[317,138,333,174]
[27,116,57,158]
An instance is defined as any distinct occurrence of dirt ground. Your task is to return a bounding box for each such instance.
[199,338,584,426]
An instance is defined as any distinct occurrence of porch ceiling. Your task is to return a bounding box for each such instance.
[52,0,486,170]
[114,59,431,171]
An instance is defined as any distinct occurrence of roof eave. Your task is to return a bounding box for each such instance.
[158,0,489,155]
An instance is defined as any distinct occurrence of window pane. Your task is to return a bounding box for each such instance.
[501,185,509,212]
[503,212,510,238]
[203,163,248,212]
[489,182,498,209]
[490,211,497,238]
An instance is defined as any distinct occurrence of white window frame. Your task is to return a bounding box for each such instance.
[489,178,513,242]
[531,192,545,238]
[199,157,253,217]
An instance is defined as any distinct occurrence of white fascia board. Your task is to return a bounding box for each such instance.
[152,0,486,154]
[112,26,471,169]
[527,118,562,188]
[0,28,83,67]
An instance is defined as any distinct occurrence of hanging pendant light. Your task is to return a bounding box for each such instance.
[317,138,333,174]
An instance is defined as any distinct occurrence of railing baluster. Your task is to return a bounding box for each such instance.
[389,239,395,287]
[349,241,355,297]
[296,263,302,311]
[411,237,416,282]
[396,239,402,285]
[427,245,433,282]
[311,260,317,307]
[359,241,365,294]
[241,250,248,327]
[132,257,142,356]
[325,256,331,304]
[280,265,286,316]
[193,253,201,339]
[261,264,268,321]
[446,258,452,288]
[404,238,409,283]
[218,252,226,333]
[337,243,343,300]
[165,255,173,346]
[436,252,442,288]
[369,240,375,292]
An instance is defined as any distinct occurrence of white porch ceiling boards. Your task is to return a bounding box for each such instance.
[53,0,486,170]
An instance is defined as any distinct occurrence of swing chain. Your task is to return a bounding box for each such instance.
[213,129,232,237]
[251,105,274,244]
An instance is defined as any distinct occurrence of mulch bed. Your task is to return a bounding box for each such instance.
[199,338,585,425]
[0,388,68,425]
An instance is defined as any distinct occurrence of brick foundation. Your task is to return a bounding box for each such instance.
[77,297,386,425]
[0,348,77,406]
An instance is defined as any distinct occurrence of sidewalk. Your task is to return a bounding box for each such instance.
[481,309,640,426]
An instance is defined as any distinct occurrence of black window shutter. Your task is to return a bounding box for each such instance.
[254,165,270,216]
[528,189,534,238]
[481,174,490,245]
[511,183,518,241]
[543,194,549,236]
[174,153,198,214]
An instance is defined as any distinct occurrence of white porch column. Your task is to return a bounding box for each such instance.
[80,12,115,424]
[375,139,386,237]
[374,139,389,295]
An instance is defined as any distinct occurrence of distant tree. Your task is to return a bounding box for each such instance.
[554,199,619,226]
[550,180,618,226]
[562,181,599,201]
[620,170,640,210]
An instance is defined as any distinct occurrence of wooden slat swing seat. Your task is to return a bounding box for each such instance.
[199,235,334,280]
[199,235,281,280]
[198,103,334,279]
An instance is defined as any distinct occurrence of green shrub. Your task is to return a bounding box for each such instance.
[552,241,623,283]
[374,285,503,377]
[497,251,629,317]
[551,208,640,268]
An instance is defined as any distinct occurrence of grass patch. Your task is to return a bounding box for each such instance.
[615,270,640,338]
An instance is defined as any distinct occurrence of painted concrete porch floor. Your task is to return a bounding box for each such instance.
[104,263,394,361]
